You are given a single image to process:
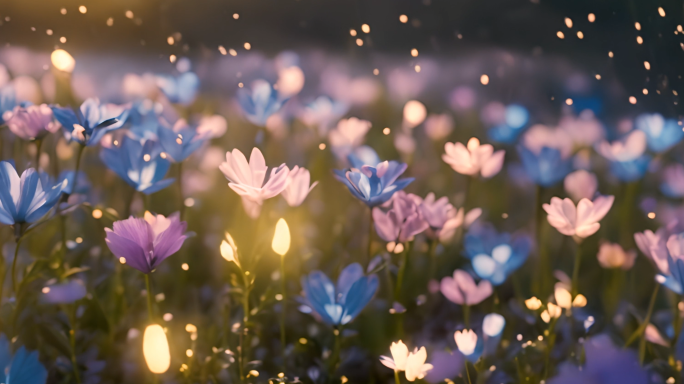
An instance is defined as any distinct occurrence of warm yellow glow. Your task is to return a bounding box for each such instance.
[572,294,587,307]
[361,24,370,33]
[525,297,542,310]
[588,13,595,22]
[554,286,572,309]
[480,74,489,85]
[629,96,637,104]
[143,324,171,374]
[92,209,103,219]
[51,49,76,73]
[399,14,408,23]
[658,7,666,17]
[403,100,427,127]
[557,31,565,39]
[272,218,291,256]
[644,61,651,70]
[564,17,573,28]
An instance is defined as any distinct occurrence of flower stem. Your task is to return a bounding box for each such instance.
[367,207,374,267]
[464,360,472,384]
[535,185,550,299]
[144,273,154,322]
[394,369,401,384]
[11,234,23,295]
[279,254,287,369]
[34,138,43,170]
[463,303,470,329]
[68,305,82,384]
[238,268,251,383]
[177,161,185,220]
[638,283,660,364]
[427,239,437,281]
[543,319,558,379]
[71,144,86,196]
[571,241,582,299]
[394,243,410,302]
[328,327,342,376]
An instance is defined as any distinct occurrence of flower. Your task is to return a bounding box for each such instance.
[405,347,433,381]
[0,85,16,125]
[454,329,479,357]
[196,114,227,139]
[41,279,87,304]
[440,270,493,305]
[281,165,318,207]
[2,104,60,140]
[543,195,615,239]
[525,297,542,310]
[373,191,428,243]
[329,117,372,160]
[0,334,48,384]
[424,114,453,141]
[380,340,409,371]
[156,71,200,105]
[52,98,129,146]
[220,232,239,266]
[522,124,573,158]
[442,138,505,178]
[237,79,286,126]
[482,313,506,337]
[464,224,531,285]
[564,170,598,201]
[517,145,572,187]
[634,226,671,278]
[0,161,68,225]
[596,242,636,270]
[334,159,413,207]
[540,303,562,323]
[101,137,175,194]
[635,113,683,153]
[219,148,290,215]
[596,130,650,182]
[661,163,684,198]
[105,211,188,274]
[299,96,349,135]
[157,119,206,162]
[300,263,378,326]
[416,192,481,242]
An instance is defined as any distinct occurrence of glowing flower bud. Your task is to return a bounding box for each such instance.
[220,232,239,266]
[454,329,478,356]
[554,285,573,309]
[51,49,76,73]
[573,294,587,308]
[143,324,171,374]
[379,340,409,371]
[525,297,542,310]
[272,218,291,256]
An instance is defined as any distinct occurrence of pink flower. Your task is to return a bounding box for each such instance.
[196,115,227,140]
[442,138,505,178]
[543,195,615,239]
[219,148,289,216]
[424,114,453,141]
[522,124,573,158]
[3,104,60,140]
[440,270,492,305]
[373,191,429,243]
[634,227,670,274]
[416,192,481,242]
[596,130,646,162]
[596,242,636,270]
[564,170,598,201]
[281,165,318,207]
[328,117,372,159]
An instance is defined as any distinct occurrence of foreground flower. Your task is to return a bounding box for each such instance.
[0,334,48,384]
[3,104,60,140]
[373,191,428,243]
[281,165,318,207]
[105,212,188,274]
[440,270,493,305]
[237,79,285,126]
[543,195,615,239]
[464,224,531,285]
[405,347,433,381]
[334,160,413,207]
[52,98,129,146]
[596,242,636,270]
[564,170,598,201]
[517,145,571,187]
[380,340,409,371]
[417,192,481,242]
[219,148,289,215]
[300,263,378,326]
[0,161,68,225]
[635,113,683,153]
[101,137,175,194]
[442,138,505,178]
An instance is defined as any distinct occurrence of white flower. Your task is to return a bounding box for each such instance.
[454,329,478,356]
[405,347,433,381]
[442,138,504,178]
[543,195,615,239]
[482,313,505,337]
[380,340,409,371]
[281,166,318,207]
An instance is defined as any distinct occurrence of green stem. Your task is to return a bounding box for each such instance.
[328,327,342,377]
[11,235,23,295]
[463,303,470,329]
[144,273,154,322]
[178,162,185,220]
[68,306,82,384]
[571,241,582,299]
[464,360,472,384]
[394,243,409,302]
[427,240,438,281]
[638,283,660,364]
[534,185,550,299]
[543,319,558,379]
[71,144,85,196]
[279,255,287,369]
[394,369,401,384]
[239,268,251,383]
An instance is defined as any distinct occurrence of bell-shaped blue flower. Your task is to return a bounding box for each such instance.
[51,98,129,146]
[334,160,414,207]
[100,137,174,194]
[237,80,286,126]
[300,263,378,326]
[157,119,206,162]
[0,334,48,384]
[0,161,68,225]
[609,155,650,182]
[517,145,571,187]
[464,223,531,286]
[156,72,200,106]
[0,85,16,125]
[636,113,684,153]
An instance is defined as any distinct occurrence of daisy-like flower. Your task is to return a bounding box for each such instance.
[219,148,289,217]
[3,104,60,140]
[454,329,480,358]
[281,165,318,207]
[442,137,505,178]
[237,79,285,127]
[596,130,651,182]
[372,191,428,243]
[543,195,615,240]
[440,270,493,305]
[51,98,129,146]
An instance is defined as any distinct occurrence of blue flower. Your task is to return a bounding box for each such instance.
[300,263,378,326]
[157,119,206,162]
[57,170,90,196]
[100,137,174,194]
[636,113,683,153]
[334,160,413,207]
[237,80,286,126]
[126,101,164,140]
[464,223,531,285]
[0,161,68,225]
[347,146,381,168]
[609,155,650,182]
[51,98,129,146]
[488,124,523,144]
[0,334,48,384]
[0,85,16,125]
[156,71,199,105]
[517,146,571,187]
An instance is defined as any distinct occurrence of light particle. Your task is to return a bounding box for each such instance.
[564,17,573,28]
[46,29,53,35]
[648,212,656,219]
[42,287,51,294]
[373,68,379,75]
[92,209,103,219]
[186,349,193,357]
[361,24,370,33]
[184,198,195,207]
[565,98,573,105]
[608,51,614,58]
[643,88,648,95]
[577,31,584,39]
[244,42,251,50]
[61,8,67,15]
[181,263,189,271]
[629,96,637,104]
[557,31,565,39]
[635,22,641,30]
[411,48,418,57]
[169,55,177,63]
[106,18,114,26]
[480,74,489,85]
[399,14,408,23]
[218,45,227,55]
[414,65,421,72]
[60,37,67,43]
[595,74,601,80]
[356,38,363,46]
[383,127,390,135]
[644,61,651,70]
[637,36,643,44]
[125,10,134,19]
[658,7,666,17]
[319,143,326,150]
[233,13,239,20]
[229,48,237,56]
[275,294,283,301]
[350,29,357,36]
[79,6,87,14]
[119,257,126,264]
[167,36,174,45]
[588,13,595,22]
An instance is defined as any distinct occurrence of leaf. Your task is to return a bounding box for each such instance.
[62,267,91,279]
[38,323,72,358]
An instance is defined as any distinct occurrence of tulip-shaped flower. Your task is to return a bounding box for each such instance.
[635,226,671,279]
[517,145,571,187]
[596,130,650,182]
[101,137,175,194]
[219,148,290,216]
[464,223,531,285]
[440,270,493,305]
[281,165,318,207]
[237,79,286,126]
[373,191,428,243]
[300,263,378,326]
[634,225,684,293]
[564,170,598,201]
[52,98,129,146]
[3,104,60,140]
[0,161,68,225]
[543,195,614,240]
[635,113,684,153]
[442,138,505,178]
[454,329,482,362]
[380,341,433,381]
[334,159,413,207]
[417,192,481,242]
[105,211,188,274]
[157,119,206,162]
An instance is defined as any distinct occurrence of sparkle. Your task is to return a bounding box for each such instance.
[218,46,227,55]
[229,48,237,56]
[125,10,134,19]
[233,13,239,20]
[244,42,251,50]
[46,29,53,35]
[608,51,614,58]
[356,38,363,46]
[658,7,666,17]
[629,96,637,104]
[184,198,195,207]
[42,287,50,294]
[170,55,177,63]
[383,127,390,135]
[143,154,151,162]
[399,14,408,23]
[119,257,126,264]
[644,61,651,70]
[564,17,573,28]
[557,31,565,39]
[106,18,114,26]
[275,293,283,301]
[361,24,370,33]
[411,48,419,57]
[595,74,601,80]
[186,349,193,357]
[577,31,584,39]
[480,74,489,85]
[414,65,421,72]
[643,88,648,95]
[588,13,595,22]
[167,36,175,45]
[565,98,573,105]
[648,212,656,219]
[92,209,103,219]
[319,143,326,150]
[61,8,67,15]
[373,68,379,75]
[350,29,357,37]
[79,5,87,14]
[635,22,641,30]
[181,263,189,271]
[60,37,67,43]
[637,36,643,44]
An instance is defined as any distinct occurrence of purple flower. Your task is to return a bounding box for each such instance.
[2,104,60,140]
[440,270,492,305]
[372,191,428,243]
[415,192,481,242]
[105,212,188,274]
[661,163,684,198]
[41,280,87,304]
[334,159,414,207]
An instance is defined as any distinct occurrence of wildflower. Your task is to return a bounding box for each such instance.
[635,113,683,153]
[416,192,481,242]
[196,114,227,139]
[101,137,175,194]
[0,161,68,225]
[464,224,531,285]
[661,164,684,198]
[156,71,200,105]
[2,104,60,140]
[522,124,574,158]
[596,242,636,270]
[157,119,206,162]
[634,227,671,283]
[564,170,598,201]
[300,263,378,326]
[405,347,433,381]
[220,232,239,266]
[329,117,372,160]
[0,85,16,125]
[372,191,428,243]
[424,114,453,141]
[104,211,188,274]
[558,110,605,148]
[517,145,571,187]
[219,148,289,216]
[281,165,318,207]
[0,334,47,384]
[299,96,349,135]
[334,159,413,207]
[380,340,409,371]
[482,313,505,338]
[442,138,505,178]
[41,279,87,304]
[440,270,493,305]
[543,195,615,239]
[596,130,650,182]
[454,330,481,360]
[541,303,562,323]
[237,79,286,126]
[525,297,542,310]
[52,98,129,146]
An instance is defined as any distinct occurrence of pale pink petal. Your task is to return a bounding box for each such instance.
[480,150,505,178]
